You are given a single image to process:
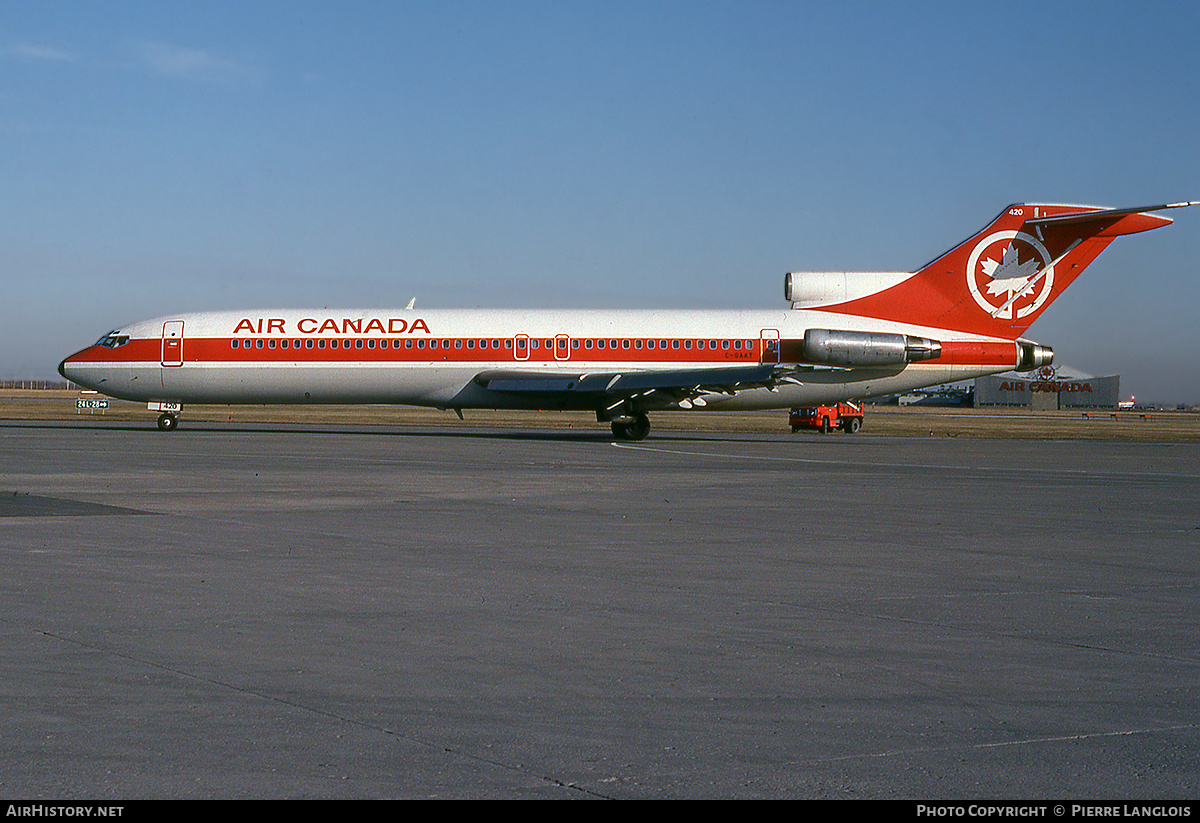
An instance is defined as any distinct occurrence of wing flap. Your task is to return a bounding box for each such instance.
[473,364,777,396]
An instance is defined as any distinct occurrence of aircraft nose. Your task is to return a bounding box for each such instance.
[58,352,84,385]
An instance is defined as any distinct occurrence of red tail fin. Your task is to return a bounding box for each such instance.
[808,202,1191,339]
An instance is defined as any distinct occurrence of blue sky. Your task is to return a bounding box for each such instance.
[4,1,1198,402]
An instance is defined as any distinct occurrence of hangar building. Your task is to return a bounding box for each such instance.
[974,365,1119,410]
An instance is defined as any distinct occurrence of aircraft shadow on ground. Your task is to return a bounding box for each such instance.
[0,419,788,445]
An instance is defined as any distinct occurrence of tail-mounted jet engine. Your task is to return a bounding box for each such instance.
[1016,341,1054,372]
[802,328,942,368]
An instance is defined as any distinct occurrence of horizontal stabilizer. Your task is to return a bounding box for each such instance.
[1026,201,1199,229]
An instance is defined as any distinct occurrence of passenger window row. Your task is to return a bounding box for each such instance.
[229,337,757,352]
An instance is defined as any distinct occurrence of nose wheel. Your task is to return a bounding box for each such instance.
[156,413,179,432]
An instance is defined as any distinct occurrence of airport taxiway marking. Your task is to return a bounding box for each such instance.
[813,723,1200,764]
[610,441,1200,480]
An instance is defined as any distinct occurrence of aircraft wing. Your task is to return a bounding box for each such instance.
[472,363,779,407]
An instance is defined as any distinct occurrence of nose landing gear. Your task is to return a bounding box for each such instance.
[149,402,183,432]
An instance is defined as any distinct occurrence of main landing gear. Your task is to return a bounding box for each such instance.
[156,413,179,432]
[610,412,651,441]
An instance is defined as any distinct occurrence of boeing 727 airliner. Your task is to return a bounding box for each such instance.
[59,201,1195,439]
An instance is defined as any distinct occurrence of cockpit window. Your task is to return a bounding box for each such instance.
[95,331,130,349]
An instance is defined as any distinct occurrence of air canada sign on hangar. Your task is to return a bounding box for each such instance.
[975,366,1119,409]
[995,378,1095,393]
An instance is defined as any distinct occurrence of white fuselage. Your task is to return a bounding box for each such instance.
[60,306,1022,412]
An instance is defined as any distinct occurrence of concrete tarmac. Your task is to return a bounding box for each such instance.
[1,420,1198,799]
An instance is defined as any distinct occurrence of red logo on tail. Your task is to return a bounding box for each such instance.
[966,231,1053,320]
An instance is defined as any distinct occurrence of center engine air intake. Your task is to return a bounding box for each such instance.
[784,271,912,308]
[803,329,942,367]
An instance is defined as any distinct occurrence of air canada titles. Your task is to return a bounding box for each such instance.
[232,317,432,336]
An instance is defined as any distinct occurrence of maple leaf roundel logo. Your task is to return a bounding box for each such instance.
[966,231,1053,319]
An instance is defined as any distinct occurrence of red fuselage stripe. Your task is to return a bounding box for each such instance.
[68,337,1017,368]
